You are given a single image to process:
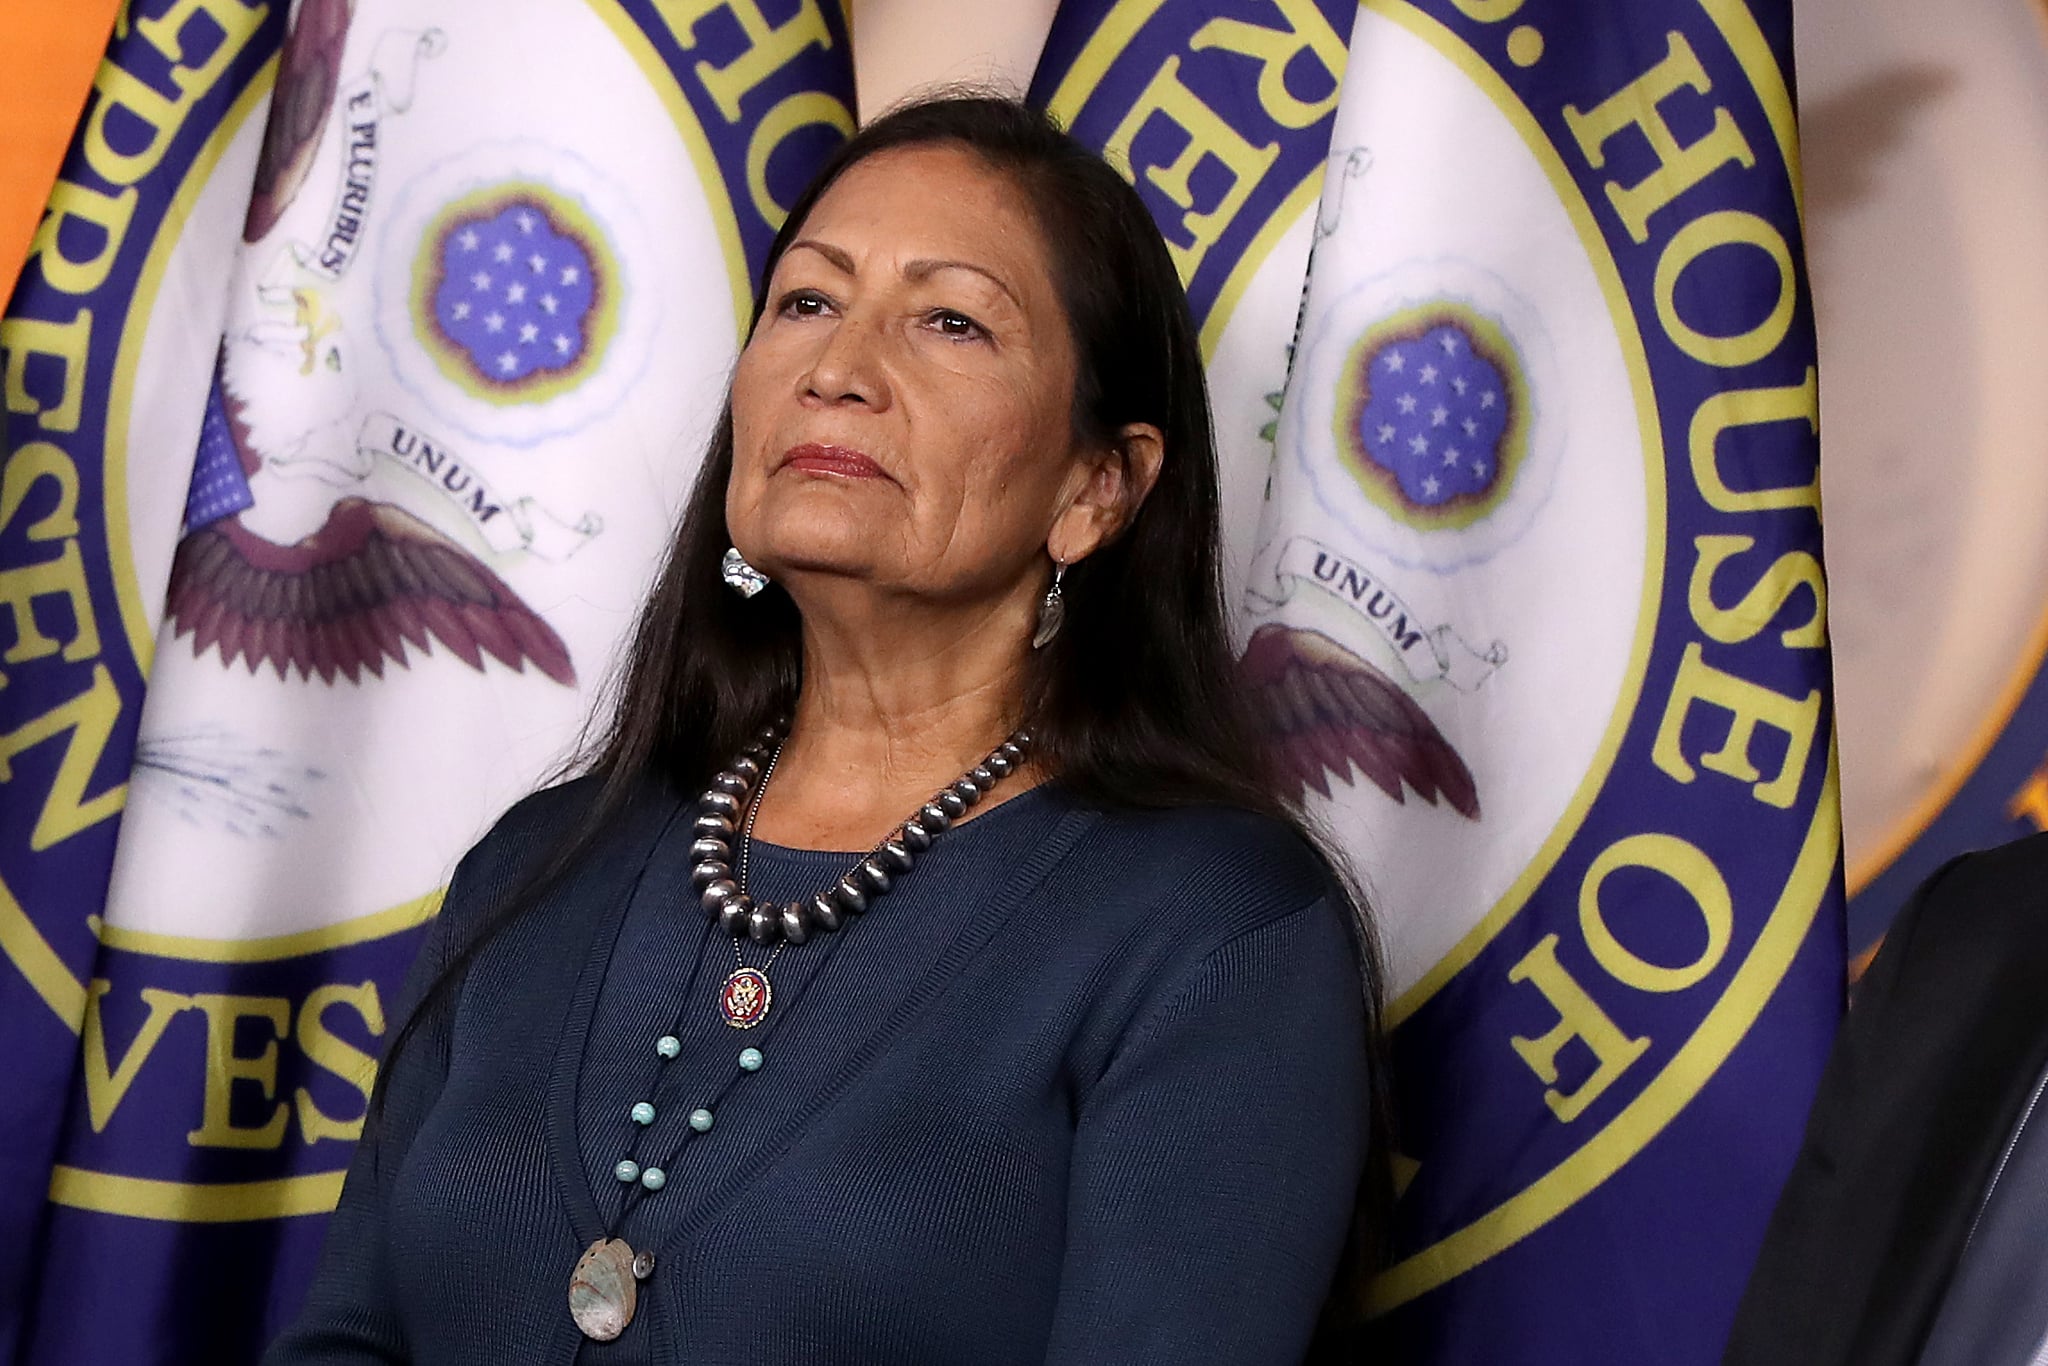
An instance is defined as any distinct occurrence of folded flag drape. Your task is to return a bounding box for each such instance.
[0,3,854,1361]
[1036,0,1844,1359]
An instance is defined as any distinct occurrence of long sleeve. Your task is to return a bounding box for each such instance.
[1042,895,1371,1366]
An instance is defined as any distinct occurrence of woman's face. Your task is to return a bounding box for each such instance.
[726,143,1098,608]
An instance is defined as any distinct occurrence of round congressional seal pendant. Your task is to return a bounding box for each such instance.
[719,967,771,1029]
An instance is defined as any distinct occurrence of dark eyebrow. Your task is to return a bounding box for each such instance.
[784,240,1021,310]
[785,239,855,274]
[903,258,1021,309]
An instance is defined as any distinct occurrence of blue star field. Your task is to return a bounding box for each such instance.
[1350,322,1509,508]
[430,200,597,387]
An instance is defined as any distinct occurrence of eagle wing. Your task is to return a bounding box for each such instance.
[166,499,576,687]
[244,0,354,242]
[1241,622,1479,819]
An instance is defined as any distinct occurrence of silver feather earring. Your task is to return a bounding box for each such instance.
[722,546,770,598]
[1031,560,1067,649]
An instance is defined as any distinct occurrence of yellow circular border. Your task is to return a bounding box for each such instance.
[586,0,753,333]
[1362,0,1836,1311]
[1038,0,1672,1039]
[1369,745,1841,1311]
[50,1165,344,1223]
[3,57,284,1040]
[1042,0,1330,365]
[104,61,277,682]
[44,0,759,1224]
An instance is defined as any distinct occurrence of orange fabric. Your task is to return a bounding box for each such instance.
[0,0,123,308]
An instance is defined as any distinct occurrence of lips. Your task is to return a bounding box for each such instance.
[780,443,885,480]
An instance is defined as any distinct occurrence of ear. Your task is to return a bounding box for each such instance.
[1046,422,1165,565]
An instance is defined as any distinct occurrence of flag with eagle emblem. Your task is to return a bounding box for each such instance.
[1242,0,1845,1360]
[2,2,855,1361]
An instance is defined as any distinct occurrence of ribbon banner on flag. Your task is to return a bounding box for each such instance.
[1246,534,1507,691]
[1236,0,1844,1358]
[3,2,855,1362]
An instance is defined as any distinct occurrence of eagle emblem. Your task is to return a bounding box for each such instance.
[162,0,572,689]
[164,358,574,688]
[1241,622,1479,819]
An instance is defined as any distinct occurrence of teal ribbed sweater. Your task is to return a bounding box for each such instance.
[265,777,1369,1365]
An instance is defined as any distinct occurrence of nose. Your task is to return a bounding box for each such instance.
[800,313,890,412]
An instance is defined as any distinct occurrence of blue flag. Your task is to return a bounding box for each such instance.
[0,4,285,1357]
[1028,0,1354,616]
[2,2,854,1361]
[1043,0,1843,1359]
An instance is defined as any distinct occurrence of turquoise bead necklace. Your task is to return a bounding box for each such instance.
[569,720,1028,1342]
[603,909,850,1212]
[570,813,857,1343]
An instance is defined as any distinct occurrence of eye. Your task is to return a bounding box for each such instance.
[925,308,988,342]
[775,288,833,319]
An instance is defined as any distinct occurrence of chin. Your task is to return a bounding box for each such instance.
[752,519,888,582]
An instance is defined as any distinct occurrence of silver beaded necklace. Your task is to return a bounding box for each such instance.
[693,720,1032,1029]
[721,737,789,1024]
[569,722,1034,1341]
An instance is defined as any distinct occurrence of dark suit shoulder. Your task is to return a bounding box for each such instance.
[1868,832,2048,1006]
[1903,832,2048,932]
[1726,832,2048,1366]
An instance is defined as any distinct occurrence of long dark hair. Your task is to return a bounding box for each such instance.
[375,93,1390,1354]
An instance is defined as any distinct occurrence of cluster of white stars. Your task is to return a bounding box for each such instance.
[1414,459,1498,492]
[1366,332,1504,491]
[466,271,559,307]
[456,222,585,292]
[446,215,588,372]
[1377,385,1499,433]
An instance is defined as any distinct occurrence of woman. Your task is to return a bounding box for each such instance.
[267,95,1386,1366]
